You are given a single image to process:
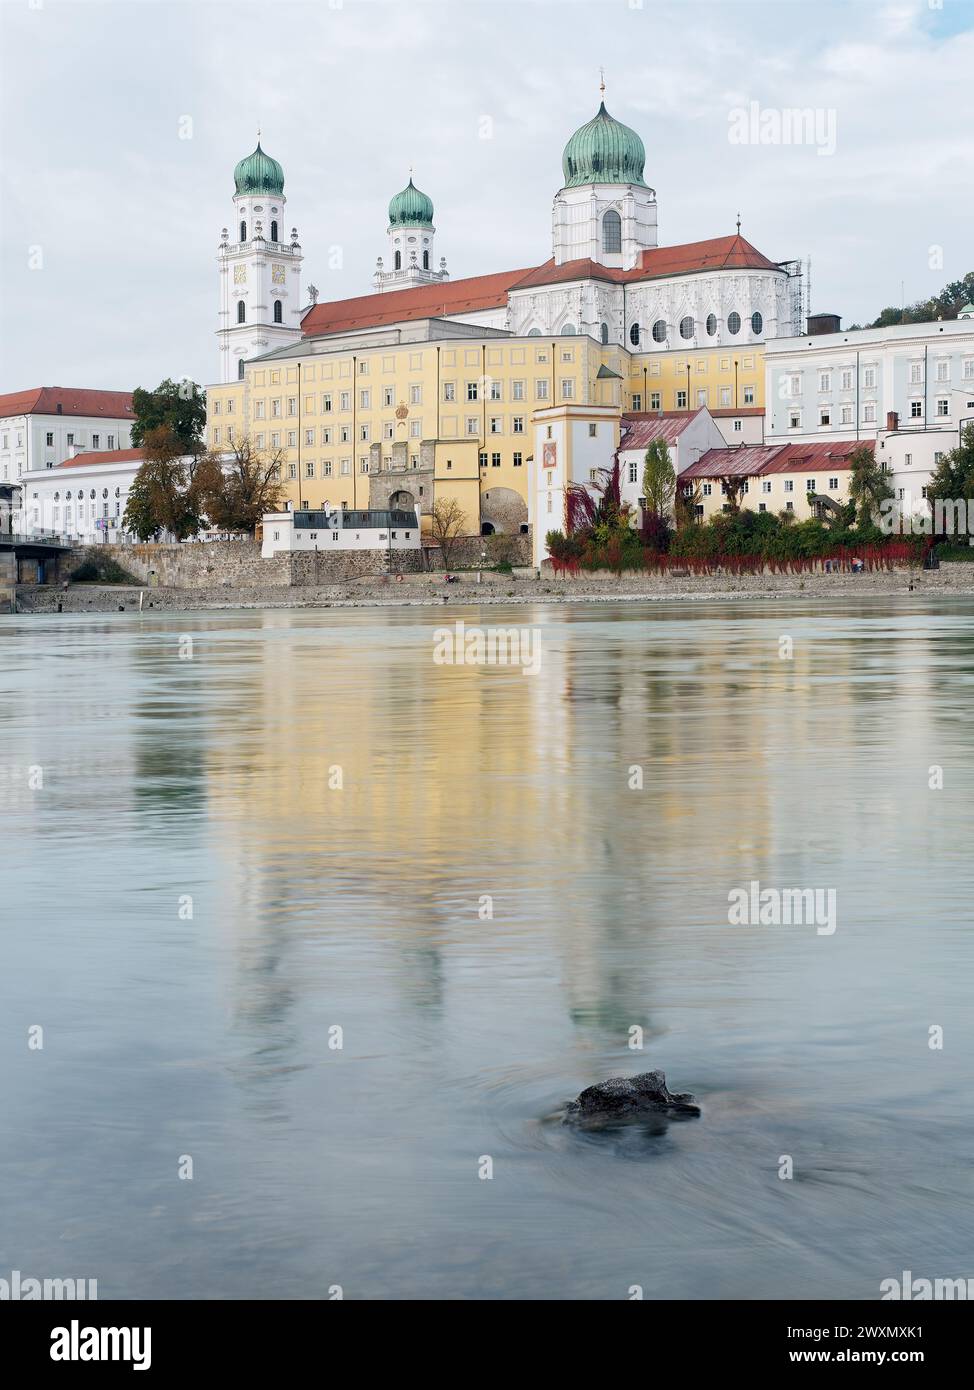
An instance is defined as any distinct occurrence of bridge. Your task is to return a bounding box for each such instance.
[0,530,72,556]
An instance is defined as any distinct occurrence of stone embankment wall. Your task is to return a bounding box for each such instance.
[62,541,423,589]
[0,551,16,613]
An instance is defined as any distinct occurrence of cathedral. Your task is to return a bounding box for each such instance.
[217,95,801,383]
[210,93,803,549]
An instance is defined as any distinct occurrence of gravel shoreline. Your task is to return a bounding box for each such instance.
[12,566,974,614]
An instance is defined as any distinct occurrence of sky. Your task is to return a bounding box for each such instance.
[0,0,972,394]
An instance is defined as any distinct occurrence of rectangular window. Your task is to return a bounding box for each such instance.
[743,386,755,405]
[675,390,687,409]
[937,398,949,417]
[489,416,502,434]
[536,380,549,400]
[287,398,297,416]
[703,483,712,496]
[863,367,876,388]
[937,361,949,382]
[720,387,731,407]
[784,480,794,493]
[589,423,598,437]
[305,429,315,446]
[271,399,281,417]
[513,452,522,467]
[819,372,831,393]
[512,380,525,401]
[467,381,478,401]
[841,369,854,391]
[359,390,371,409]
[762,480,772,493]
[489,381,502,401]
[910,363,923,384]
[323,394,332,412]
[285,430,295,447]
[806,478,816,492]
[255,400,265,419]
[561,379,574,399]
[828,477,839,489]
[911,401,923,418]
[443,382,455,402]
[964,360,974,380]
[360,424,371,442]
[410,384,422,405]
[479,451,488,468]
[409,420,421,438]
[66,433,74,445]
[820,409,831,426]
[513,417,524,434]
[491,452,501,467]
[631,393,642,412]
[863,403,876,423]
[46,431,54,446]
[340,392,351,411]
[650,392,661,411]
[466,417,479,436]
[788,374,801,397]
[697,389,708,407]
[840,405,853,425]
[628,461,638,483]
[340,459,350,475]
[323,461,333,476]
[305,462,315,478]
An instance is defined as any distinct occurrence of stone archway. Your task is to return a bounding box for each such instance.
[389,489,415,512]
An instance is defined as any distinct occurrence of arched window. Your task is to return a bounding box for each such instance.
[273,300,283,323]
[751,311,763,335]
[727,311,742,335]
[629,322,641,346]
[238,359,245,380]
[239,220,247,242]
[422,250,429,270]
[602,209,622,254]
[706,313,718,336]
[561,323,576,336]
[527,328,541,336]
[237,300,246,323]
[600,322,609,345]
[270,220,278,243]
[680,316,694,340]
[394,250,402,270]
[652,319,667,343]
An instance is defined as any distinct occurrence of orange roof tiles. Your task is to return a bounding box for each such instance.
[0,388,134,420]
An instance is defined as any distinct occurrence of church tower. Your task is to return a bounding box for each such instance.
[373,177,449,292]
[552,94,658,270]
[217,141,304,383]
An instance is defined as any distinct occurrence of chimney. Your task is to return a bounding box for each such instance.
[886,411,899,433]
[806,313,841,336]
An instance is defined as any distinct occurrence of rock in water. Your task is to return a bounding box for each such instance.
[565,1070,699,1120]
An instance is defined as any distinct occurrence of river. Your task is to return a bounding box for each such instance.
[2,599,972,1299]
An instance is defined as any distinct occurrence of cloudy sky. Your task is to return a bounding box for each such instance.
[1,0,971,394]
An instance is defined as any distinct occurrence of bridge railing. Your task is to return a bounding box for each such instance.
[1,532,68,548]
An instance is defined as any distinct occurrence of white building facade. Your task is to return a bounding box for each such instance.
[0,388,135,484]
[20,449,144,542]
[261,505,422,557]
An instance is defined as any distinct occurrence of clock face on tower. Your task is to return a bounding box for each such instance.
[234,266,247,284]
[272,264,286,286]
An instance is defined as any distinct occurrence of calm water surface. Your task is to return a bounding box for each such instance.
[2,598,973,1300]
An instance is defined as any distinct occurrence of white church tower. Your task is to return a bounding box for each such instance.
[373,176,449,292]
[552,87,658,270]
[217,141,304,383]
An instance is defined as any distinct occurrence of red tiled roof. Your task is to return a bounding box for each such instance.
[513,235,780,291]
[0,387,134,420]
[619,409,707,450]
[299,235,781,338]
[684,438,872,480]
[53,448,143,471]
[709,407,765,418]
[683,445,787,479]
[760,440,872,474]
[300,267,535,337]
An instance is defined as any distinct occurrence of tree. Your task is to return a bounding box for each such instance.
[859,271,974,329]
[927,424,974,538]
[123,427,204,541]
[847,445,894,526]
[718,474,748,514]
[642,438,676,519]
[431,497,468,570]
[674,477,701,531]
[193,437,286,535]
[131,378,207,454]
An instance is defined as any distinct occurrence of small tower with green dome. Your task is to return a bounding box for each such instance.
[217,138,304,383]
[373,175,449,292]
[552,86,658,271]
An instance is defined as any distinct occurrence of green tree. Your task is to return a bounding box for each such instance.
[865,271,974,329]
[131,378,207,454]
[193,437,286,535]
[123,427,203,541]
[847,444,894,526]
[927,424,974,537]
[641,438,676,519]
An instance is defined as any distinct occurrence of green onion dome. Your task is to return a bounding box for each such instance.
[388,177,434,227]
[562,102,647,188]
[234,143,285,197]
